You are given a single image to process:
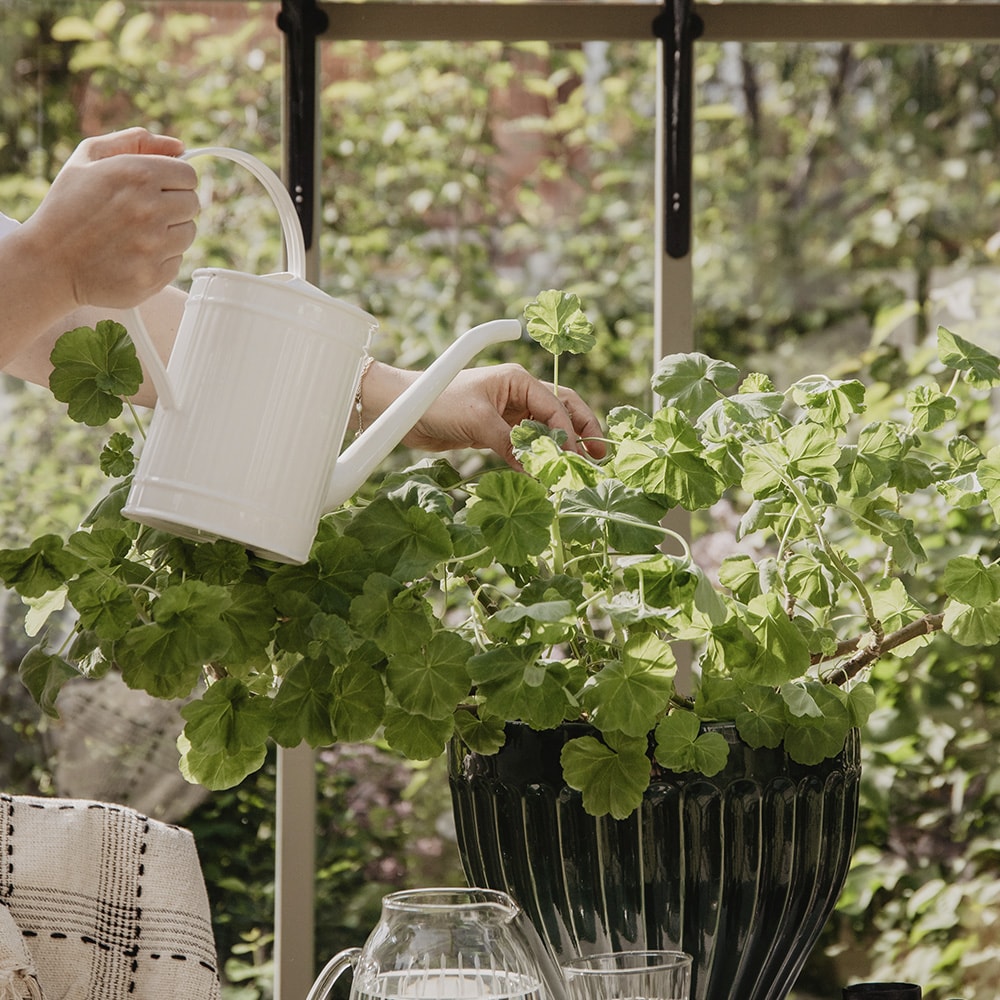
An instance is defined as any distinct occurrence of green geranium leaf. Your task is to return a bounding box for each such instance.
[467,647,573,729]
[717,554,762,603]
[350,573,435,654]
[782,552,834,608]
[386,630,473,719]
[523,289,596,356]
[907,383,957,432]
[65,527,131,566]
[851,422,906,495]
[653,712,729,776]
[651,353,740,420]
[155,579,233,626]
[942,555,1000,608]
[780,681,824,719]
[270,659,335,747]
[493,598,576,626]
[977,446,1000,521]
[581,634,676,737]
[100,432,136,477]
[382,705,454,759]
[560,481,669,553]
[511,418,567,454]
[846,681,876,727]
[734,684,787,749]
[345,496,453,580]
[490,590,577,646]
[453,711,507,755]
[780,685,852,765]
[786,422,841,481]
[516,433,603,491]
[19,644,79,718]
[613,408,725,509]
[191,540,251,586]
[869,579,932,657]
[116,581,233,698]
[694,673,745,722]
[791,375,866,428]
[940,474,988,509]
[0,535,85,598]
[784,712,852,766]
[937,326,1000,388]
[331,661,386,742]
[712,391,784,427]
[744,593,812,685]
[66,571,136,641]
[560,734,651,819]
[49,321,143,425]
[606,405,653,439]
[947,435,982,473]
[180,677,273,755]
[178,731,267,791]
[942,601,1000,646]
[219,583,279,670]
[466,470,553,565]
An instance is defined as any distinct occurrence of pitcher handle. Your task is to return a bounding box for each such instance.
[181,146,307,279]
[304,947,361,1000]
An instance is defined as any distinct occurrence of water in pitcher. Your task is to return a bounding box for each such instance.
[353,969,544,1000]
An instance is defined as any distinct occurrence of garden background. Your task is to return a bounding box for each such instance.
[1,1,1000,997]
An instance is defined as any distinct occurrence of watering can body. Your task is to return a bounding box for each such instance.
[121,148,520,564]
[123,268,376,563]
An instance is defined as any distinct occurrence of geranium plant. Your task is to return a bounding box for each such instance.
[3,291,1000,819]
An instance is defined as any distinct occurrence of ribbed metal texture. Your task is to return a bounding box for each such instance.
[449,722,861,1000]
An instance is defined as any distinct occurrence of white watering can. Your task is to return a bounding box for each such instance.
[122,147,520,564]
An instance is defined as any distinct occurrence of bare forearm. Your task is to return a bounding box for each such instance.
[2,284,187,408]
[0,224,81,373]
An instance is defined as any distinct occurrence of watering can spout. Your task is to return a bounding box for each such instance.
[323,318,522,511]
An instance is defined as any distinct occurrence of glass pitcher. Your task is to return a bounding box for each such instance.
[305,887,566,1000]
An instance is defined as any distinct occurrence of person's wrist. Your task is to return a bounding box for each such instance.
[359,362,418,423]
[8,220,80,314]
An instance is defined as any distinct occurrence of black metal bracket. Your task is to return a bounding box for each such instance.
[652,0,703,259]
[277,0,329,251]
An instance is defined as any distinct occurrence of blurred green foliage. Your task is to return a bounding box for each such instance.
[1,3,1000,998]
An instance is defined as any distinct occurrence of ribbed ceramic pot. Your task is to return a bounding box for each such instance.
[448,721,861,1000]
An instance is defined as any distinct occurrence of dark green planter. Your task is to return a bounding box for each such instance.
[448,721,861,1000]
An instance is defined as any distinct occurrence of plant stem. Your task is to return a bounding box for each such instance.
[818,611,944,684]
[751,436,882,634]
[125,398,147,441]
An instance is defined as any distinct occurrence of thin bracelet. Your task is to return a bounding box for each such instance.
[355,355,376,434]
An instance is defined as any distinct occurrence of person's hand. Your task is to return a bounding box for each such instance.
[371,362,606,468]
[20,128,198,310]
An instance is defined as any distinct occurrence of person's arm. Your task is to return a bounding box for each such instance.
[360,360,607,468]
[0,128,197,404]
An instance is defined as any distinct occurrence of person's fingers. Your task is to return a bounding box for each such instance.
[79,128,185,161]
[151,156,198,191]
[164,219,197,258]
[478,412,524,469]
[162,188,200,224]
[552,388,607,458]
[518,381,587,451]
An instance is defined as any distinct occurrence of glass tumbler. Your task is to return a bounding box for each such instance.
[562,950,692,1000]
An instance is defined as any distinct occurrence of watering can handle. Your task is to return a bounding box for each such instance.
[180,147,308,279]
[126,147,308,409]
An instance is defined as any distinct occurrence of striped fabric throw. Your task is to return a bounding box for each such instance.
[0,795,219,1000]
